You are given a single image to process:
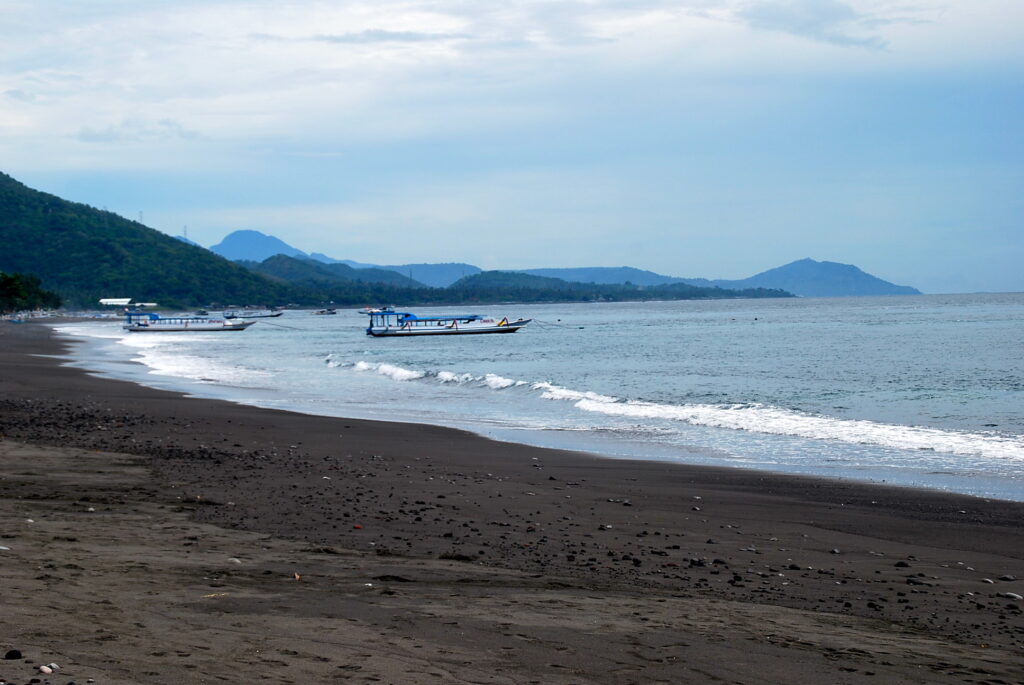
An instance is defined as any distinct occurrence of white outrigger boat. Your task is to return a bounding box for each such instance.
[223,308,282,319]
[364,309,531,337]
[123,311,256,332]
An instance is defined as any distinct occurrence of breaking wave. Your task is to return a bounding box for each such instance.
[332,356,1024,462]
[573,399,1024,462]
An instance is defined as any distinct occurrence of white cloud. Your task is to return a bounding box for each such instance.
[735,0,890,48]
[2,0,1017,160]
[2,0,1022,291]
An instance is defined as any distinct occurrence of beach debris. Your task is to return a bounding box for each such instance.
[227,557,242,564]
[982,578,995,584]
[4,649,22,660]
[997,592,1023,601]
[353,524,363,529]
[0,545,9,550]
[830,548,841,554]
[24,519,34,523]
[998,574,1016,581]
[293,572,302,581]
[202,592,229,598]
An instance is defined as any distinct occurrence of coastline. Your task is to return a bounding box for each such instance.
[2,321,1023,683]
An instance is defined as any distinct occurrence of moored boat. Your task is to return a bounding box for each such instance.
[123,311,255,332]
[365,310,531,337]
[224,309,282,319]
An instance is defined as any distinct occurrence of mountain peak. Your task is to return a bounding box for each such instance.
[740,258,921,296]
[209,230,306,262]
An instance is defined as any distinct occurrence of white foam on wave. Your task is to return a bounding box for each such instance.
[353,360,425,381]
[532,381,618,404]
[574,399,1024,462]
[347,359,527,390]
[437,371,475,383]
[484,373,525,389]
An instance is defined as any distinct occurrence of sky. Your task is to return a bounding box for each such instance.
[2,1,1022,293]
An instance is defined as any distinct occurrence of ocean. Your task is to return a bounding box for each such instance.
[55,293,1024,501]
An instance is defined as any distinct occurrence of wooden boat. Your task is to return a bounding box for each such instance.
[224,309,282,319]
[365,310,530,337]
[123,311,255,332]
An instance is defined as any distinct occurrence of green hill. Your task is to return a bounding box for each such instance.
[275,256,426,288]
[0,172,290,307]
[447,271,792,302]
[0,172,794,308]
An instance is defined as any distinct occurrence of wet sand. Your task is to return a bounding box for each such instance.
[1,321,1022,684]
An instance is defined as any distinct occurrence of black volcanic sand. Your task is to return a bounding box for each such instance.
[1,321,1023,684]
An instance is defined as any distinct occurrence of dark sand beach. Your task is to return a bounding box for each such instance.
[2,321,1023,684]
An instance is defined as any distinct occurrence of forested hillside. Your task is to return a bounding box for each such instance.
[0,172,795,308]
[0,173,290,307]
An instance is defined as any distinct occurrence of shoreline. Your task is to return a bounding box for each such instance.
[52,317,1024,503]
[2,321,1023,683]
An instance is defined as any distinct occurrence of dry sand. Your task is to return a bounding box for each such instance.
[1,321,1022,684]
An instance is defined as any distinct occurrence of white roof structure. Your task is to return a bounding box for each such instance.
[97,298,159,307]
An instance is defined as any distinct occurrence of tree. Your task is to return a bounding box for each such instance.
[0,272,63,313]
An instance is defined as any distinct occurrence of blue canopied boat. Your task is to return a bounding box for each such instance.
[364,309,530,337]
[122,310,255,332]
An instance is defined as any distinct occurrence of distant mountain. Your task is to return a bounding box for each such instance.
[518,259,920,297]
[0,172,291,307]
[379,263,481,288]
[307,252,480,288]
[682,258,922,297]
[308,252,379,269]
[210,230,306,261]
[448,271,792,302]
[517,266,681,286]
[455,271,578,291]
[244,255,425,288]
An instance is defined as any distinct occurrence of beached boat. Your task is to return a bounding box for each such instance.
[365,310,531,337]
[223,309,282,319]
[123,311,255,332]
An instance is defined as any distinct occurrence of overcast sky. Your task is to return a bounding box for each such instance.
[3,0,1021,293]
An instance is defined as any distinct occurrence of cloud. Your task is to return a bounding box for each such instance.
[252,29,470,44]
[736,0,889,48]
[77,118,198,143]
[4,89,35,102]
[312,29,469,44]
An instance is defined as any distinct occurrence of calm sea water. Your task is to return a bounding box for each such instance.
[56,293,1024,501]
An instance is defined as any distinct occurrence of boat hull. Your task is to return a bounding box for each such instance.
[224,311,282,319]
[124,321,256,332]
[367,322,529,337]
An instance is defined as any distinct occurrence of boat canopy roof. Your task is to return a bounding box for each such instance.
[369,311,484,322]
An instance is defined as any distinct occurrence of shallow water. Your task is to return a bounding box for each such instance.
[57,293,1024,501]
